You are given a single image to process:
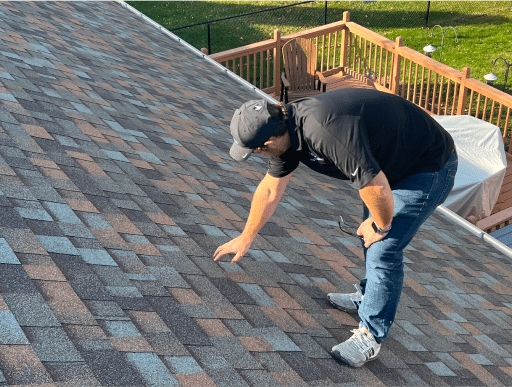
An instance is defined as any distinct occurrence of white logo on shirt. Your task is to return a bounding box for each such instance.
[254,105,262,111]
[352,168,359,177]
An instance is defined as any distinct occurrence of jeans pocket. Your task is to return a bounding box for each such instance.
[417,172,437,212]
[437,168,457,206]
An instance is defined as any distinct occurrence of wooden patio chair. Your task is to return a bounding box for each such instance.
[280,38,344,103]
[280,38,322,103]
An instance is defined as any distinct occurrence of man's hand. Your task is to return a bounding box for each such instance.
[357,217,388,249]
[214,235,253,263]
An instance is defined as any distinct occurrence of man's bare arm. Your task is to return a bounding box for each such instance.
[214,172,292,263]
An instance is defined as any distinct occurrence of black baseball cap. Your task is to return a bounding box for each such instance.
[229,99,280,161]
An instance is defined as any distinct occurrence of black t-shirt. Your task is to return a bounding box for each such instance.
[268,88,455,189]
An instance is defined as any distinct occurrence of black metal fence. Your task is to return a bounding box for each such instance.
[170,1,328,55]
[165,1,497,55]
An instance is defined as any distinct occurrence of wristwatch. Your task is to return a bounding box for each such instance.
[372,221,392,235]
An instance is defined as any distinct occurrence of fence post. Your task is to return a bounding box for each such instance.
[207,23,211,55]
[457,67,471,115]
[324,1,328,25]
[274,29,282,99]
[340,11,350,69]
[391,37,403,95]
[425,1,431,27]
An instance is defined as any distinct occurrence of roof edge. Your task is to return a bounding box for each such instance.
[436,205,512,261]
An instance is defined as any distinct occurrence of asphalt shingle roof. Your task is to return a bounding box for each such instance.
[0,1,511,386]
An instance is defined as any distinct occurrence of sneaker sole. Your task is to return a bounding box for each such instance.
[330,349,376,368]
[327,296,359,313]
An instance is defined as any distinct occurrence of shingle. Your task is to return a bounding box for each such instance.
[311,358,355,384]
[278,351,325,382]
[125,352,179,386]
[2,293,60,327]
[181,304,217,319]
[474,335,511,358]
[112,295,154,312]
[204,368,250,387]
[147,265,190,288]
[253,328,301,352]
[425,362,457,376]
[235,304,275,329]
[160,251,202,275]
[186,345,232,371]
[101,320,141,338]
[0,206,26,228]
[23,326,83,362]
[144,331,190,356]
[237,369,278,387]
[106,285,143,298]
[209,277,255,305]
[80,349,145,386]
[238,283,278,307]
[36,235,78,255]
[44,362,101,385]
[145,295,212,346]
[211,336,263,369]
[90,265,130,287]
[78,212,113,229]
[78,248,118,266]
[163,355,203,374]
[33,280,97,325]
[0,310,30,344]
[43,201,82,223]
[0,345,53,385]
[222,319,255,337]
[51,254,114,301]
[83,300,126,320]
[0,238,21,264]
[289,333,330,359]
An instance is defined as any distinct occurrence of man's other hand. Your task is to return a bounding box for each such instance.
[357,217,387,249]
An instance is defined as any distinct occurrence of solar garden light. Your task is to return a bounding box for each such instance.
[484,72,498,86]
[423,44,436,58]
[486,57,512,91]
[429,25,458,62]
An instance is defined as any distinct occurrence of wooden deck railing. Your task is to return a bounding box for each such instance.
[211,11,512,154]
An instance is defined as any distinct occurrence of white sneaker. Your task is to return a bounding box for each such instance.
[327,284,363,312]
[330,324,381,368]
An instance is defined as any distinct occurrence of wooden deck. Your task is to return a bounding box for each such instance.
[269,69,388,103]
[491,154,512,214]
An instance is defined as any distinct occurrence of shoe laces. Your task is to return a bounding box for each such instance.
[348,326,377,356]
[350,284,363,305]
[352,283,363,295]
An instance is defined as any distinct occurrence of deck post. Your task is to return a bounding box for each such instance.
[456,67,471,115]
[274,29,282,99]
[340,11,350,69]
[391,37,403,95]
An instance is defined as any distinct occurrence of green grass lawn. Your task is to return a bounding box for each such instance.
[128,1,512,92]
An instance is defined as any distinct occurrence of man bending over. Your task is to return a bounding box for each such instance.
[214,88,457,368]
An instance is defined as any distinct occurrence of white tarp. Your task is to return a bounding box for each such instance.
[433,115,507,220]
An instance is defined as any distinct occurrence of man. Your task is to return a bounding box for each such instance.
[214,88,457,368]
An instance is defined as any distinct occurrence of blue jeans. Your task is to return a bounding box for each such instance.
[358,151,458,341]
